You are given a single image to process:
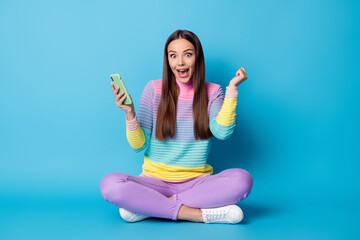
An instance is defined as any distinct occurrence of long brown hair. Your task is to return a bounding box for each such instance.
[155,29,213,141]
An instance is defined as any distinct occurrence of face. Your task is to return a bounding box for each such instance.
[167,38,196,83]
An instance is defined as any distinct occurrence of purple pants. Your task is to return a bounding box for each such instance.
[100,168,253,221]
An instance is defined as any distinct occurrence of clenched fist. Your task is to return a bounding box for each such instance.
[229,67,248,87]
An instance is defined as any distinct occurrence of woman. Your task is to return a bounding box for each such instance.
[100,29,253,224]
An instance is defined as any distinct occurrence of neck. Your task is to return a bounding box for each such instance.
[175,76,194,95]
[175,77,193,85]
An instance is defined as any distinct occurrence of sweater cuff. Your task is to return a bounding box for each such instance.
[126,115,139,131]
[225,85,238,99]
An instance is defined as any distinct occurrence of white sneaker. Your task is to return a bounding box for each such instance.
[119,208,150,223]
[201,205,244,224]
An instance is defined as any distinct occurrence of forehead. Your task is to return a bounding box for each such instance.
[168,38,195,52]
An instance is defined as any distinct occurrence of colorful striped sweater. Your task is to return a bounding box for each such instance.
[126,76,238,182]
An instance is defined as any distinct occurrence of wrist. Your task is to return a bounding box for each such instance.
[228,80,238,88]
[126,111,136,121]
[126,114,138,131]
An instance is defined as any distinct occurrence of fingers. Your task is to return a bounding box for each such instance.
[236,67,245,76]
[111,82,130,109]
[111,83,122,97]
[241,67,247,75]
[239,67,246,74]
[116,91,125,101]
[237,67,247,79]
[113,86,120,97]
[115,91,127,106]
[119,94,127,105]
[241,68,248,79]
[111,81,116,92]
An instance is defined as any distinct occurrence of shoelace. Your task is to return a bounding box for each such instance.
[205,208,230,222]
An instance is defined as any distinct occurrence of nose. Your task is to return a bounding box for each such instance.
[177,55,185,66]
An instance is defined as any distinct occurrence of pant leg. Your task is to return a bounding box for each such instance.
[100,172,182,220]
[172,168,253,209]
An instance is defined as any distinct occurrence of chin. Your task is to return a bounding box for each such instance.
[176,73,192,83]
[178,77,190,83]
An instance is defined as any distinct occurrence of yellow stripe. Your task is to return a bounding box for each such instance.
[142,156,213,181]
[126,127,145,149]
[216,98,237,126]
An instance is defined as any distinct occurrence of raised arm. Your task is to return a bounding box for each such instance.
[209,67,248,140]
[125,81,154,153]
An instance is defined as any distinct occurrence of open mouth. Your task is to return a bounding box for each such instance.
[177,68,189,78]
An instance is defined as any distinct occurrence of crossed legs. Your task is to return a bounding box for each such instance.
[100,168,253,222]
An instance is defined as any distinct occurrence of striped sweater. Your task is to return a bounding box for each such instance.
[126,76,238,182]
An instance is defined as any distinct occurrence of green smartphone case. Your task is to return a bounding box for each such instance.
[110,74,132,105]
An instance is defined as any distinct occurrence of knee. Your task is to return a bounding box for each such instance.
[225,168,254,199]
[99,172,128,201]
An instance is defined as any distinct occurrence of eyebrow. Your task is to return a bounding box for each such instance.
[168,49,194,53]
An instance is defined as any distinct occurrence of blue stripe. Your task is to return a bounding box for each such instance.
[133,129,151,153]
[137,104,152,132]
[210,118,235,140]
[145,139,211,167]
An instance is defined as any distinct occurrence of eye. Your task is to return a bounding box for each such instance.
[170,54,176,58]
[185,53,192,57]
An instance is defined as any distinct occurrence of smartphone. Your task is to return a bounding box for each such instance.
[110,73,132,105]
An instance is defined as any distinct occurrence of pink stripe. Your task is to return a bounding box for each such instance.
[153,79,162,95]
[178,92,193,100]
[206,82,220,95]
[126,115,139,131]
[153,80,220,100]
[225,85,238,98]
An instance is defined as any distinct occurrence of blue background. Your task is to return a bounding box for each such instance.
[1,0,359,239]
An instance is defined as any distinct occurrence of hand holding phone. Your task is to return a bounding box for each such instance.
[110,74,135,119]
[110,74,132,105]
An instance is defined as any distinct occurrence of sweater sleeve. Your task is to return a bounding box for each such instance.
[126,81,154,153]
[209,85,238,140]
